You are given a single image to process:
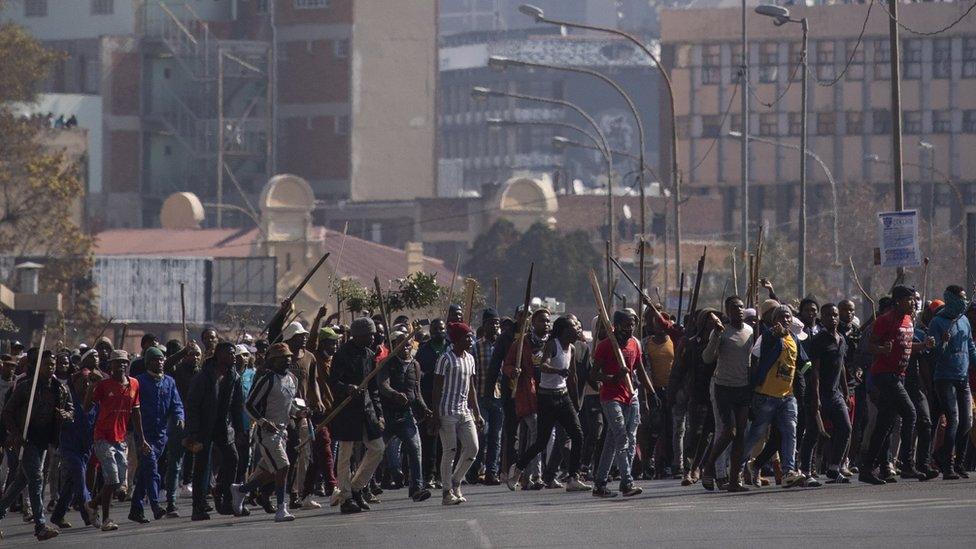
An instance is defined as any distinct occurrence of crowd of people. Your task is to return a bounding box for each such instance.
[0,278,974,541]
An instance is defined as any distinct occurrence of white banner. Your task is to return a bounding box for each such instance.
[877,210,921,268]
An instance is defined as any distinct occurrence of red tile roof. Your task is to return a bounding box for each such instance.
[93,227,454,285]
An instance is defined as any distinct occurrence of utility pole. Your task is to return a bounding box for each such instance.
[740,0,750,276]
[216,48,224,229]
[888,0,905,281]
[798,18,808,299]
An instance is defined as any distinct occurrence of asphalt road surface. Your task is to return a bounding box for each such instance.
[3,477,974,547]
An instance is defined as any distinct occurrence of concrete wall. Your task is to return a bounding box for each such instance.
[350,0,437,201]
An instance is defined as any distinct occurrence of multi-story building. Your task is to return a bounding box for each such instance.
[2,0,437,228]
[439,29,662,196]
[660,2,976,238]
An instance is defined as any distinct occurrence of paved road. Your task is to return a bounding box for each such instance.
[3,478,975,547]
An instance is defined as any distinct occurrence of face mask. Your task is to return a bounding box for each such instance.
[942,293,967,318]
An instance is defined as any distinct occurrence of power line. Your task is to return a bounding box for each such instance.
[813,0,875,87]
[688,79,739,175]
[751,60,802,109]
[877,0,976,36]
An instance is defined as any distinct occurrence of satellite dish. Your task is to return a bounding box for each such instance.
[622,204,632,220]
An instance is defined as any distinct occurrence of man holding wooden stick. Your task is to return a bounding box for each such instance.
[0,348,69,541]
[327,317,386,514]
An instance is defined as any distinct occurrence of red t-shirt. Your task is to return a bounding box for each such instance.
[91,377,140,443]
[869,311,914,376]
[595,336,640,405]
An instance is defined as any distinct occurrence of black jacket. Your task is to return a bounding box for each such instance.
[377,356,429,421]
[327,341,383,441]
[184,360,244,446]
[1,375,71,448]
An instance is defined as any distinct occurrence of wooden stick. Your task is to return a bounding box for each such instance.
[747,253,756,309]
[511,263,535,398]
[444,254,460,318]
[609,256,666,327]
[118,324,128,351]
[849,256,876,320]
[180,282,187,346]
[637,238,646,339]
[20,330,47,461]
[689,247,707,315]
[270,309,304,345]
[588,270,634,394]
[676,272,686,324]
[299,325,420,444]
[920,257,931,304]
[493,277,499,312]
[373,275,392,351]
[730,247,739,297]
[93,317,114,343]
[327,222,350,295]
[260,251,331,337]
[462,278,477,325]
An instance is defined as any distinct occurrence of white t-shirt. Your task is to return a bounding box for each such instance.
[540,339,570,390]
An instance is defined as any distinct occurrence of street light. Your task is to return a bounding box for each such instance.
[756,4,809,298]
[518,3,683,294]
[550,135,659,183]
[473,85,615,295]
[488,55,651,239]
[730,131,839,266]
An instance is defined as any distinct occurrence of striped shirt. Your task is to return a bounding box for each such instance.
[435,349,475,417]
[245,370,298,427]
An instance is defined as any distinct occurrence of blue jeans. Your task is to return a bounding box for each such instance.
[51,448,92,524]
[383,414,424,491]
[935,379,974,468]
[0,443,47,533]
[743,393,799,473]
[475,396,504,475]
[131,439,166,514]
[596,397,640,487]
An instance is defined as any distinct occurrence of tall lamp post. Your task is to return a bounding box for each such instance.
[517,3,683,290]
[756,4,808,298]
[551,135,659,183]
[472,86,615,294]
[488,56,649,238]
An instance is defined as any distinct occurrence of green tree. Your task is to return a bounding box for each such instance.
[465,220,602,312]
[0,18,100,344]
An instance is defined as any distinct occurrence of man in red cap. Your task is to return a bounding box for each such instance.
[431,322,483,505]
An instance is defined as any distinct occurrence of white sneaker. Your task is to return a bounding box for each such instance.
[566,476,592,492]
[275,507,295,522]
[441,490,460,506]
[329,491,342,507]
[783,471,806,488]
[179,485,193,499]
[506,464,522,491]
[451,487,466,503]
[229,484,246,515]
[300,496,322,510]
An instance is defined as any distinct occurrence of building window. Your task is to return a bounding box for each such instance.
[902,39,922,80]
[675,45,693,68]
[758,42,778,83]
[815,40,835,81]
[788,113,802,136]
[903,111,922,134]
[873,109,892,135]
[816,112,836,136]
[788,42,803,82]
[844,39,865,81]
[701,115,722,137]
[294,0,329,8]
[964,38,976,78]
[933,38,951,79]
[24,0,46,17]
[91,0,113,15]
[964,110,976,133]
[846,111,864,135]
[334,115,349,135]
[932,110,952,133]
[729,113,742,134]
[701,45,721,85]
[334,39,349,58]
[759,113,778,136]
[675,116,691,139]
[874,40,891,80]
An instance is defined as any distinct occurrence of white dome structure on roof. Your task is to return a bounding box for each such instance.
[259,174,316,241]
